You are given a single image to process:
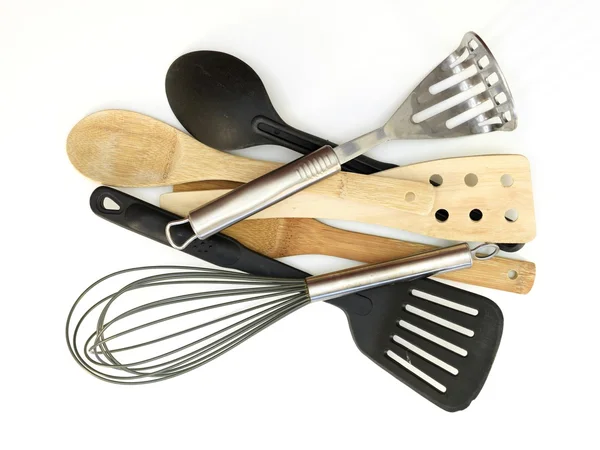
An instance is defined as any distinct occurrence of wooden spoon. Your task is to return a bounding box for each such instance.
[66,110,433,215]
[173,181,535,294]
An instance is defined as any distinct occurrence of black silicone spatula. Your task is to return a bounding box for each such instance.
[90,186,503,412]
[165,50,397,175]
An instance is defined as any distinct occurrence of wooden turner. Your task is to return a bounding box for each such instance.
[66,110,433,215]
[162,154,536,243]
[172,181,535,294]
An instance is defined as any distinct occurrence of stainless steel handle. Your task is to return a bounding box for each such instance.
[165,146,341,248]
[305,243,480,302]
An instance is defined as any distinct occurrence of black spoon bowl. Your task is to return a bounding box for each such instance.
[164,50,523,252]
[165,50,396,174]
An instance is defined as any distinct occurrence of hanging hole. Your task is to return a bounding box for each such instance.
[505,209,519,222]
[501,174,514,187]
[405,192,416,202]
[429,174,443,187]
[464,173,478,187]
[102,196,120,211]
[508,270,518,280]
[486,72,499,86]
[469,209,483,222]
[478,55,490,69]
[435,209,449,222]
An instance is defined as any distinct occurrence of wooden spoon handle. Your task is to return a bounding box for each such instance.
[173,182,536,294]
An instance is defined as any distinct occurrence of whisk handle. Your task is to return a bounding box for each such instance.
[306,244,475,302]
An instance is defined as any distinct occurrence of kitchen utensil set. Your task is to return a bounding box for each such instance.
[65,31,536,411]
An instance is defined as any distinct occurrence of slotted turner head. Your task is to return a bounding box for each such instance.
[328,277,503,411]
[385,31,516,139]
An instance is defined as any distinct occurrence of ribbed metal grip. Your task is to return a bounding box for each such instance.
[305,243,473,302]
[181,145,341,242]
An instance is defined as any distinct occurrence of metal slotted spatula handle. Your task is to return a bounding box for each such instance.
[166,145,341,248]
[166,129,388,249]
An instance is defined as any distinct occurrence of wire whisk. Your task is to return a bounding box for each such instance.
[67,266,309,384]
[66,243,498,384]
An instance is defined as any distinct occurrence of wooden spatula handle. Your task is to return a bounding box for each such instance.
[173,181,536,294]
[225,218,535,294]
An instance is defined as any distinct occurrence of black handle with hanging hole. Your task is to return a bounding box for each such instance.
[90,186,306,278]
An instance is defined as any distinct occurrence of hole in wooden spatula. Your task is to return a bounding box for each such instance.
[501,174,514,187]
[435,209,449,222]
[102,197,121,211]
[508,270,518,280]
[429,174,443,187]
[464,173,478,187]
[469,209,483,222]
[505,208,519,222]
[405,192,416,202]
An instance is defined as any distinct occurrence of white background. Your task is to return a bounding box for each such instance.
[1,0,597,448]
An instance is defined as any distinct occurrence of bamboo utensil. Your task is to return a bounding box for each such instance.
[171,181,536,294]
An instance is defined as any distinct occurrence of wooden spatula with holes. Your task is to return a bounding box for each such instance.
[161,154,536,243]
[172,180,536,294]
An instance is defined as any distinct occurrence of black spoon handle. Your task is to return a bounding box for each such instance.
[90,186,373,315]
[252,116,397,175]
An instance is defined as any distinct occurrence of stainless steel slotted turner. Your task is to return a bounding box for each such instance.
[166,31,517,249]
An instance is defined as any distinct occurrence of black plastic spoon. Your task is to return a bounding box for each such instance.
[165,50,396,175]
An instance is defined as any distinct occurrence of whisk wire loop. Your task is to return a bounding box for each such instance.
[66,266,308,385]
